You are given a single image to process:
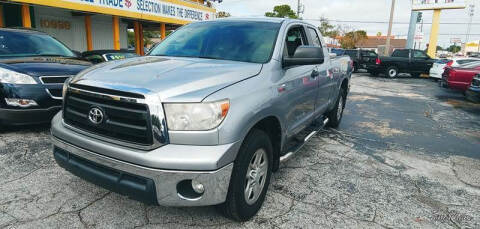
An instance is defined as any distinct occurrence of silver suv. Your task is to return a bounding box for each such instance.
[51,18,352,221]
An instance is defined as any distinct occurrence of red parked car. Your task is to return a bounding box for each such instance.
[442,61,480,92]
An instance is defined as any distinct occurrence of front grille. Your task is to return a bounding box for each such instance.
[63,86,153,145]
[40,76,71,84]
[472,76,480,87]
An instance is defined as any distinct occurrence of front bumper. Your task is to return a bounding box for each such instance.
[466,87,480,103]
[52,136,234,206]
[0,106,61,125]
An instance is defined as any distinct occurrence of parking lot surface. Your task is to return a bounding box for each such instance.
[1,73,479,228]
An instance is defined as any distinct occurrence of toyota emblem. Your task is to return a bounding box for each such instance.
[88,107,104,125]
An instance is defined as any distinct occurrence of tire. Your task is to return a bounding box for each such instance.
[218,129,273,222]
[386,66,399,78]
[326,88,346,128]
[352,63,358,73]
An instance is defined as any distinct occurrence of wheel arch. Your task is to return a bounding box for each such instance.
[242,115,283,172]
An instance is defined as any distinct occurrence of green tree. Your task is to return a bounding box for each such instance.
[339,30,368,49]
[265,5,298,19]
[447,45,461,53]
[318,17,339,38]
[127,30,160,47]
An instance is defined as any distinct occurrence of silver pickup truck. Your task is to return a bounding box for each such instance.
[51,18,352,221]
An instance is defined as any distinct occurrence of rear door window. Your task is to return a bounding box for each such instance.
[307,27,322,47]
[392,50,409,58]
[413,50,428,59]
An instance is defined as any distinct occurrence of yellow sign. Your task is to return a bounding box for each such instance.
[8,0,215,25]
[466,42,479,47]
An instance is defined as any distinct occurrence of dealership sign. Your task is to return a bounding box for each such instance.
[412,0,466,11]
[10,0,215,24]
[72,0,214,21]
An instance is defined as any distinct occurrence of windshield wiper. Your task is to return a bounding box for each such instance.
[198,56,223,60]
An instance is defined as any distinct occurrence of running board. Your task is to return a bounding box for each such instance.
[280,117,329,163]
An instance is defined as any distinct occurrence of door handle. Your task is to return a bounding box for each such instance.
[311,70,320,78]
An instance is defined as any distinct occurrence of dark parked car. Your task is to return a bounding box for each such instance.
[344,49,378,72]
[82,49,138,64]
[466,74,480,103]
[442,61,480,92]
[370,49,435,78]
[0,28,91,125]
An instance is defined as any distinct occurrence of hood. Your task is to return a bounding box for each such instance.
[0,56,92,77]
[71,56,263,102]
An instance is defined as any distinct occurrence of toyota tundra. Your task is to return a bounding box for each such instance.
[51,18,352,221]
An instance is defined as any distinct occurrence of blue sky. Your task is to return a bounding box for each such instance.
[213,0,480,49]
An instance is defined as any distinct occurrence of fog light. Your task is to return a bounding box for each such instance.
[5,98,38,108]
[191,180,205,194]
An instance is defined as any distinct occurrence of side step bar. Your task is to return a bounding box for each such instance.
[280,117,329,163]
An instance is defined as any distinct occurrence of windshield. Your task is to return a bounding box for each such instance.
[0,30,76,58]
[460,61,480,68]
[149,21,281,63]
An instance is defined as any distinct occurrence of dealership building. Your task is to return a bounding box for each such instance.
[0,0,216,55]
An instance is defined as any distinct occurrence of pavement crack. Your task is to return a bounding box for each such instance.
[1,167,44,186]
[450,160,480,191]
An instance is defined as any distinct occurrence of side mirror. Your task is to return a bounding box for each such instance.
[283,46,324,68]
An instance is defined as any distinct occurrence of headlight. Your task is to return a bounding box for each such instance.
[0,68,37,84]
[164,99,230,131]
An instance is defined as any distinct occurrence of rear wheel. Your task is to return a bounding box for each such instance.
[326,88,346,128]
[218,129,273,222]
[386,66,399,78]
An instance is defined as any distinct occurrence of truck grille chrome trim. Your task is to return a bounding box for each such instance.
[63,85,168,150]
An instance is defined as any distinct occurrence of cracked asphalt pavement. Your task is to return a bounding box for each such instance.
[1,73,479,228]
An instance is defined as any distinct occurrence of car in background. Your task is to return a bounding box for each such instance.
[344,49,378,72]
[429,59,451,80]
[371,49,435,78]
[0,28,91,125]
[81,49,138,64]
[442,62,480,92]
[466,74,480,103]
[330,48,345,56]
[429,58,480,80]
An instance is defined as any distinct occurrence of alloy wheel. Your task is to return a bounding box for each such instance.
[244,148,268,205]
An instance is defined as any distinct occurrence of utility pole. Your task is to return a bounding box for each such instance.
[385,0,396,56]
[297,0,304,18]
[466,4,474,43]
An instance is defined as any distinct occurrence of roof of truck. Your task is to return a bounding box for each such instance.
[209,17,310,25]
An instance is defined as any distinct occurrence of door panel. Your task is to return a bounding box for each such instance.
[282,25,319,136]
[306,27,331,117]
[281,65,318,136]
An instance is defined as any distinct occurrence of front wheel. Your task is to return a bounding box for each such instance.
[218,129,273,222]
[326,88,346,128]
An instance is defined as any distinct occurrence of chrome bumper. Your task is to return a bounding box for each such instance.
[51,136,233,206]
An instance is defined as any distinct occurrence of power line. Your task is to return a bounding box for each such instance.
[304,18,480,25]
